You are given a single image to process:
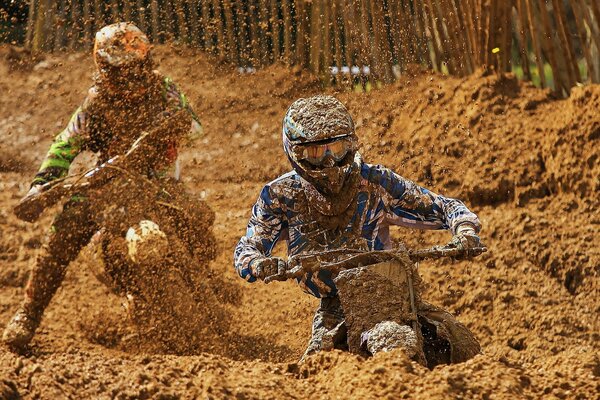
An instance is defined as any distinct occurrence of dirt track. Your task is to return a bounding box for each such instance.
[0,45,598,399]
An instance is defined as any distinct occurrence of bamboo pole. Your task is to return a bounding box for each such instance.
[53,0,67,51]
[295,0,308,66]
[436,0,463,74]
[282,0,293,64]
[401,0,420,65]
[553,0,582,83]
[370,0,393,82]
[68,0,82,49]
[524,0,546,88]
[201,0,212,51]
[247,0,261,65]
[174,0,190,42]
[571,0,598,82]
[223,0,239,64]
[163,0,177,41]
[110,0,120,23]
[535,0,568,92]
[123,0,133,22]
[309,0,321,74]
[577,0,600,52]
[323,0,332,80]
[422,0,443,71]
[188,0,200,46]
[150,0,160,42]
[212,0,226,59]
[256,0,270,65]
[136,0,147,32]
[515,0,532,81]
[25,0,36,49]
[270,0,281,61]
[460,0,478,69]
[340,0,355,69]
[451,0,474,73]
[331,0,343,73]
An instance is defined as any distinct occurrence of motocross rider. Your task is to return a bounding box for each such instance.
[3,23,202,350]
[233,95,482,359]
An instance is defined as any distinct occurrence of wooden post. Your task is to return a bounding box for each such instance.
[123,0,133,22]
[309,0,321,74]
[515,0,532,81]
[201,0,212,51]
[369,0,393,82]
[270,0,281,61]
[68,0,82,49]
[340,0,355,69]
[150,0,161,42]
[222,0,239,64]
[136,0,148,32]
[553,0,582,83]
[32,0,50,52]
[188,0,200,46]
[174,0,190,42]
[524,0,547,88]
[247,0,261,65]
[570,0,598,82]
[282,0,293,64]
[331,0,343,73]
[53,0,67,51]
[257,0,271,65]
[25,0,36,49]
[535,0,567,92]
[294,0,305,66]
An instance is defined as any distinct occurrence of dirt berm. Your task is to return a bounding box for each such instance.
[0,45,598,399]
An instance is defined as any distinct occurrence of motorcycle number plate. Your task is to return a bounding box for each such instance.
[368,261,409,287]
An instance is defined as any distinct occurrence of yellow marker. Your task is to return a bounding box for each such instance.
[492,47,500,54]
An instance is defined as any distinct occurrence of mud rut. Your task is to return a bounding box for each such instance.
[0,46,598,399]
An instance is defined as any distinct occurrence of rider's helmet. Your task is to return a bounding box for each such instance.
[283,96,360,198]
[93,23,153,91]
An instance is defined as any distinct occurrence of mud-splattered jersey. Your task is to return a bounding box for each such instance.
[234,162,481,298]
[32,75,202,187]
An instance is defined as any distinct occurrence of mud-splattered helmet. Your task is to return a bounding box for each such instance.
[93,22,154,93]
[94,22,151,69]
[283,95,359,196]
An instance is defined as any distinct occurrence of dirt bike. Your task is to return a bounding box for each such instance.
[13,122,226,355]
[265,244,486,368]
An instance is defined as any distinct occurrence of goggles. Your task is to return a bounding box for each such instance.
[293,137,355,166]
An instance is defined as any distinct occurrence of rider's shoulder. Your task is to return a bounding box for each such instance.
[260,171,301,199]
[82,86,99,110]
[360,163,405,182]
[264,171,300,190]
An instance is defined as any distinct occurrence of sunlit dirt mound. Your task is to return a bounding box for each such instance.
[0,45,598,399]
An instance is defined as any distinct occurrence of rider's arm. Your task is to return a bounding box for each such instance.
[31,106,88,187]
[368,164,480,234]
[163,77,203,145]
[233,184,288,282]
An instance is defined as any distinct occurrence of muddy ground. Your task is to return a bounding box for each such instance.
[0,45,598,399]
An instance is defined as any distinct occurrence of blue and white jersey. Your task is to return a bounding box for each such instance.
[233,161,480,298]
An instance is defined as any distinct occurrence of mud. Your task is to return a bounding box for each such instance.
[0,45,598,399]
[334,264,419,355]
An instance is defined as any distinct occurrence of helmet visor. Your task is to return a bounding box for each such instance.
[294,137,355,166]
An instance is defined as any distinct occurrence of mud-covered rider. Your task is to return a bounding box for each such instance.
[233,95,482,359]
[3,23,202,350]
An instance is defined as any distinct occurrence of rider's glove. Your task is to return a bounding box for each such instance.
[23,184,43,201]
[449,223,484,257]
[250,257,287,281]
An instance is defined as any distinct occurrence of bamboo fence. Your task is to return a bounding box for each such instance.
[22,0,600,92]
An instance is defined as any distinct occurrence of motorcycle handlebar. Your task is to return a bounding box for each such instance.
[263,245,487,283]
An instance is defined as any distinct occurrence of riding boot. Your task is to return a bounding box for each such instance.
[302,295,346,360]
[3,198,96,350]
